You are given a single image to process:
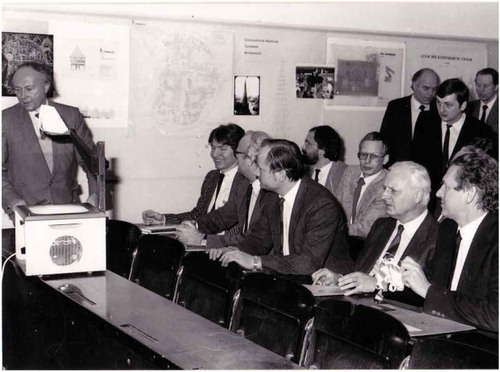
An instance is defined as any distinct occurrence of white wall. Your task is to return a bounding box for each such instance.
[2,2,498,225]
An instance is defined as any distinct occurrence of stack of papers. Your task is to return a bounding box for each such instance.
[303,284,345,296]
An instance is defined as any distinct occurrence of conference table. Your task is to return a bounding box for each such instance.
[2,228,298,369]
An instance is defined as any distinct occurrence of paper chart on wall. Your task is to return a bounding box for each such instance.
[129,20,234,137]
[326,38,405,108]
[48,20,130,128]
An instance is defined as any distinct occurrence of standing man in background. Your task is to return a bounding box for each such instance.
[380,68,441,166]
[336,132,388,238]
[2,62,98,220]
[469,68,498,133]
[301,125,346,198]
[142,123,246,233]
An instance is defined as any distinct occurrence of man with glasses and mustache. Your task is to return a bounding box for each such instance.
[336,132,389,238]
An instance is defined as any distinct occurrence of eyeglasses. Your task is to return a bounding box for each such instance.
[357,152,385,161]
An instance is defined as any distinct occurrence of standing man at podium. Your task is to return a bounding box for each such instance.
[2,62,98,220]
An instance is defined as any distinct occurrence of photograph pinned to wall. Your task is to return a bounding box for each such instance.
[2,32,54,97]
[296,65,335,99]
[326,38,405,107]
[234,75,260,115]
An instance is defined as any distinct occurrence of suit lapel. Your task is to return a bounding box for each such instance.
[288,179,308,253]
[402,213,431,260]
[358,219,395,272]
[457,213,494,289]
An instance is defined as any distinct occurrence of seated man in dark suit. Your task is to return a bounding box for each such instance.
[301,125,347,198]
[380,68,441,166]
[312,161,438,299]
[142,123,246,232]
[336,132,389,238]
[219,139,352,275]
[402,150,498,333]
[469,67,498,133]
[416,78,495,213]
[175,130,273,248]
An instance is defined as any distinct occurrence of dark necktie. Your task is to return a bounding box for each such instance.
[384,224,405,260]
[448,231,462,287]
[480,104,488,123]
[35,113,46,139]
[210,173,225,212]
[314,168,321,182]
[243,184,253,233]
[442,124,452,172]
[279,197,285,254]
[351,177,365,222]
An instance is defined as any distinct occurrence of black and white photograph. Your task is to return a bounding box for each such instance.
[1,2,498,370]
[234,75,260,115]
[296,65,335,99]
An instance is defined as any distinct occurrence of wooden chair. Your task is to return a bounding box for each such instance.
[106,219,142,279]
[129,234,184,300]
[229,272,315,363]
[173,251,245,328]
[301,298,410,369]
[400,337,498,369]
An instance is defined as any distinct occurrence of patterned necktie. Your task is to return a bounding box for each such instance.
[279,197,285,254]
[351,177,365,222]
[35,113,46,139]
[314,168,321,182]
[442,124,452,172]
[210,173,225,212]
[243,184,253,233]
[480,104,488,123]
[384,224,405,260]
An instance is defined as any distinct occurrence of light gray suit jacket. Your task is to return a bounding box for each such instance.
[336,165,388,238]
[470,98,498,133]
[2,102,97,214]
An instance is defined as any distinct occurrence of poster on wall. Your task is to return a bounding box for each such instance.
[405,41,487,99]
[326,38,405,107]
[234,75,260,115]
[296,65,335,99]
[48,20,129,128]
[129,20,234,137]
[2,32,54,97]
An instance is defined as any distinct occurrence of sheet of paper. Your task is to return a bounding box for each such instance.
[303,284,345,296]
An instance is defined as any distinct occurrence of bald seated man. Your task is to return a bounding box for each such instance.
[313,161,438,301]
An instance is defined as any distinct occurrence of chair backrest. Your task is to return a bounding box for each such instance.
[129,234,185,300]
[106,219,142,279]
[229,272,315,363]
[173,251,245,328]
[403,338,499,369]
[302,298,410,369]
[348,235,365,262]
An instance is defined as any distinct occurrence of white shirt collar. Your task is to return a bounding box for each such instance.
[251,178,261,194]
[315,161,333,186]
[399,209,428,237]
[361,169,382,187]
[481,94,497,108]
[411,94,430,111]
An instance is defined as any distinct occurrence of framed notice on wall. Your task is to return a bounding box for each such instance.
[326,37,405,108]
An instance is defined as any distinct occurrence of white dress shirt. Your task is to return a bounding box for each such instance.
[450,213,488,291]
[441,113,466,160]
[208,165,238,212]
[479,95,497,122]
[280,180,301,256]
[314,161,333,187]
[246,179,261,228]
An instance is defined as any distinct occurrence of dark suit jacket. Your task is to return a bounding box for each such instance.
[2,101,97,214]
[164,170,246,235]
[355,213,438,273]
[424,213,498,332]
[196,181,277,248]
[416,114,495,200]
[238,177,353,275]
[469,98,499,133]
[380,95,440,166]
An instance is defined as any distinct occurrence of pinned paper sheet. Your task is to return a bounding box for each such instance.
[39,105,70,135]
